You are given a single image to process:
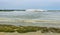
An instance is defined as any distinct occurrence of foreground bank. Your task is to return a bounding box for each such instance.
[0,24,60,33]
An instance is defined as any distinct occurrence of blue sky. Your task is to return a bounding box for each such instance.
[0,0,60,10]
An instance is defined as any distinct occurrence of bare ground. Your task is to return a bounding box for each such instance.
[0,31,60,35]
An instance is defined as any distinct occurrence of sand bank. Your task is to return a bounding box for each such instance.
[0,31,60,35]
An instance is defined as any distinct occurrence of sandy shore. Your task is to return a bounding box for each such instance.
[0,18,60,23]
[0,31,60,35]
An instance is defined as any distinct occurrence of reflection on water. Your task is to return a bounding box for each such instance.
[0,11,60,27]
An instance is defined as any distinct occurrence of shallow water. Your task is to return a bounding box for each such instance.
[0,11,60,27]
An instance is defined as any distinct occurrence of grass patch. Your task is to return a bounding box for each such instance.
[0,24,60,33]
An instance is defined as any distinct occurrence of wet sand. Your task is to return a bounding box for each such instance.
[0,18,60,23]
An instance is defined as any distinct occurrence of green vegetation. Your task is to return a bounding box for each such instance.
[0,24,60,33]
[0,10,25,11]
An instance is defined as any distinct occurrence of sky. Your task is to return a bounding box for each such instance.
[0,0,60,10]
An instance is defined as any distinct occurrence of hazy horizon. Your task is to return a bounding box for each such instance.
[0,0,60,10]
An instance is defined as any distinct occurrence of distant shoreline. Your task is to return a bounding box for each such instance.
[0,10,25,11]
[0,10,60,12]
